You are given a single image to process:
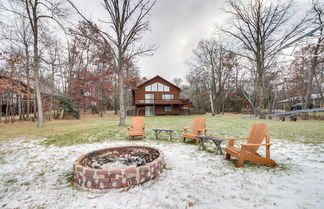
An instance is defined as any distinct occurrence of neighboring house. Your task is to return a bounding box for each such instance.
[132,75,190,116]
[277,93,323,110]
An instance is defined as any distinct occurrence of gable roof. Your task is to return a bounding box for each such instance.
[135,75,181,91]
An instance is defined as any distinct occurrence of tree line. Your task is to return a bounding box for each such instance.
[0,0,155,126]
[184,0,323,117]
[0,0,323,126]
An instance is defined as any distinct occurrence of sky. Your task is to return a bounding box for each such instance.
[75,0,310,82]
[75,0,227,82]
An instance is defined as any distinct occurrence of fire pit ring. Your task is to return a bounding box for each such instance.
[74,146,165,189]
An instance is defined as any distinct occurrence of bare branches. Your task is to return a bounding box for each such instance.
[222,0,308,115]
[67,0,156,126]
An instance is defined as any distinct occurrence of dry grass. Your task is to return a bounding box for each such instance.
[1,112,323,146]
[0,112,119,141]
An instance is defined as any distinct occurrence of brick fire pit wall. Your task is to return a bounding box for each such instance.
[73,146,165,189]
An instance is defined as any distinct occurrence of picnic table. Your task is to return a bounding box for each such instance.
[153,128,174,140]
[196,135,225,155]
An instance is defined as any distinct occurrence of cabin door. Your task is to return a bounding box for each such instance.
[145,106,154,116]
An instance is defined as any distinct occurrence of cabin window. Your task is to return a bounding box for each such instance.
[151,83,157,91]
[145,82,170,92]
[157,83,163,91]
[164,106,172,112]
[162,94,174,100]
[145,94,154,104]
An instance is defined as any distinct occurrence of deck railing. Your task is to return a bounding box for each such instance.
[135,99,190,105]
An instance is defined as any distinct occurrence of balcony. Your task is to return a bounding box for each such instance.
[135,99,190,105]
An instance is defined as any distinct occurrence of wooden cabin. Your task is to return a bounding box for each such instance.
[132,75,190,116]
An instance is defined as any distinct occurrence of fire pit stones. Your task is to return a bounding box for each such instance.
[74,146,165,189]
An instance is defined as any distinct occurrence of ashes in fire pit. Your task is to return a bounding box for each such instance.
[74,146,165,189]
[82,148,159,169]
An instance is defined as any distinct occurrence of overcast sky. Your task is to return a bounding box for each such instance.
[75,0,310,82]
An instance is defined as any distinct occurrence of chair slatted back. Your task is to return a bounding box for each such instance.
[246,123,269,153]
[192,117,206,135]
[132,117,145,132]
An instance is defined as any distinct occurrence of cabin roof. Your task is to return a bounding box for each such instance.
[134,75,181,91]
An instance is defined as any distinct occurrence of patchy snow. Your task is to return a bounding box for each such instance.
[0,139,324,209]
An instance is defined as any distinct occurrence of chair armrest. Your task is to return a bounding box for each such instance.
[183,127,189,133]
[241,143,272,147]
[197,128,207,135]
[239,137,249,140]
[127,127,131,130]
[228,137,247,141]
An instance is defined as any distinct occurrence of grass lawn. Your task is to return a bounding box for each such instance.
[0,112,323,146]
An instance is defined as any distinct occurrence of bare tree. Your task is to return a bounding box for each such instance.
[0,14,33,120]
[305,0,324,108]
[190,36,236,115]
[1,0,69,127]
[42,37,62,120]
[173,77,183,87]
[192,39,218,115]
[223,0,306,117]
[68,0,156,126]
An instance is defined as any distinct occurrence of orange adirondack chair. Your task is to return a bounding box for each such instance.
[224,123,277,168]
[183,117,207,144]
[128,117,145,139]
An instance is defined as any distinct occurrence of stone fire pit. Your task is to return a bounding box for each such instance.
[73,146,165,189]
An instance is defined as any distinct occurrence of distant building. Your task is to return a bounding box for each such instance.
[278,94,323,110]
[132,75,190,116]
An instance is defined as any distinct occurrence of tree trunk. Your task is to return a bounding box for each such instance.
[114,75,118,115]
[35,78,44,126]
[26,76,30,120]
[118,72,126,126]
[257,78,266,118]
[220,86,225,115]
[33,94,37,120]
[9,93,14,123]
[49,64,55,121]
[18,94,22,120]
[315,76,323,106]
[305,44,320,108]
[210,69,217,115]
[33,7,44,127]
[5,97,9,123]
[0,93,2,123]
[242,88,256,115]
[24,34,31,120]
[209,89,215,116]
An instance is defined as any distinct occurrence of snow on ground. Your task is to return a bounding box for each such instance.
[0,139,324,209]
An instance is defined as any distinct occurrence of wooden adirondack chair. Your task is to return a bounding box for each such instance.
[224,123,277,168]
[183,117,207,144]
[128,117,145,139]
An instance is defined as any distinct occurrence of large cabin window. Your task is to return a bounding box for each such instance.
[145,82,170,92]
[151,83,157,91]
[145,94,154,104]
[162,94,174,100]
[157,83,163,91]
